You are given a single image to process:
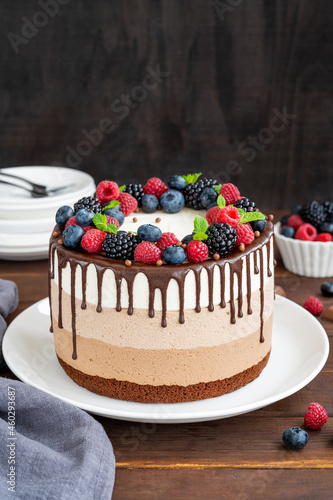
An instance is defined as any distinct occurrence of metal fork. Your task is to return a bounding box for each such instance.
[0,171,74,197]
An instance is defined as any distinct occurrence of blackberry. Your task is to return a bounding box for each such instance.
[206,222,237,257]
[102,232,140,260]
[234,197,258,212]
[122,183,144,206]
[323,201,333,223]
[74,196,101,214]
[183,178,217,210]
[299,201,326,228]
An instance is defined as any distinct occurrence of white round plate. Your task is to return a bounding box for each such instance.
[3,296,329,423]
[0,166,95,219]
[0,215,55,234]
[0,246,49,261]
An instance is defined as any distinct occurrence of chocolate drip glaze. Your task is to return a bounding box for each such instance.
[49,223,274,354]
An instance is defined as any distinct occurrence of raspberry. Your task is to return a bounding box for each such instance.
[236,223,255,246]
[65,217,93,233]
[288,214,304,230]
[304,402,328,430]
[81,229,106,253]
[315,233,332,242]
[134,241,162,264]
[156,232,179,251]
[303,296,324,316]
[219,183,241,205]
[295,223,317,241]
[216,206,241,228]
[206,206,220,225]
[186,240,209,263]
[143,177,168,200]
[105,216,120,229]
[96,181,119,206]
[117,192,138,216]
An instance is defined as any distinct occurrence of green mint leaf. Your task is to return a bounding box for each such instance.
[105,224,118,234]
[119,185,126,193]
[217,195,226,209]
[214,185,222,194]
[102,200,120,211]
[93,213,107,230]
[194,215,209,234]
[193,232,208,241]
[181,172,202,185]
[239,211,266,224]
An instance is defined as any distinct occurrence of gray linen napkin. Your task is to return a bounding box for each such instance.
[0,279,19,372]
[0,378,115,500]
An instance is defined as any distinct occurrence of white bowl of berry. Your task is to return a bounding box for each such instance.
[274,201,333,277]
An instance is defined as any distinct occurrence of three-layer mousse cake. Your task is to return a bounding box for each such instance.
[49,176,274,403]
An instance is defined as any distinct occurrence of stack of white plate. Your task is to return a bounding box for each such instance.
[0,166,96,261]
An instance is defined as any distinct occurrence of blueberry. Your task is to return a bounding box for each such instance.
[250,219,267,233]
[55,205,74,228]
[103,202,121,212]
[162,245,187,265]
[137,224,162,242]
[199,187,217,208]
[321,281,333,297]
[75,208,94,227]
[104,208,125,226]
[141,194,159,213]
[291,204,302,215]
[281,226,295,238]
[182,233,194,245]
[160,189,185,214]
[280,215,290,226]
[207,201,218,210]
[62,225,84,249]
[168,175,186,190]
[318,222,333,234]
[282,427,308,450]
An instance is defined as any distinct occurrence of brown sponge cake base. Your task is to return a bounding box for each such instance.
[57,351,271,404]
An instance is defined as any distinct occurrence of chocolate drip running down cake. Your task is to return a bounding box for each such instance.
[49,177,274,403]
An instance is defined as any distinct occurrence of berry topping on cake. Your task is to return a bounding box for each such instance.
[303,296,324,316]
[250,219,266,233]
[206,206,220,225]
[199,187,218,208]
[96,181,120,206]
[282,427,308,450]
[321,281,333,297]
[74,196,101,214]
[156,232,180,251]
[134,241,162,264]
[62,225,85,249]
[81,229,106,253]
[137,224,162,242]
[186,240,209,263]
[75,208,95,227]
[216,206,241,228]
[121,183,144,206]
[287,214,304,230]
[182,234,194,245]
[236,223,255,246]
[56,205,74,228]
[299,201,326,228]
[160,189,185,213]
[117,192,138,216]
[206,223,237,257]
[102,232,140,260]
[143,177,168,200]
[234,197,258,213]
[64,216,92,233]
[105,216,120,229]
[219,183,240,206]
[183,173,217,210]
[304,402,328,430]
[93,213,119,234]
[168,175,187,191]
[162,245,187,265]
[141,194,159,213]
[103,207,124,226]
[295,223,317,241]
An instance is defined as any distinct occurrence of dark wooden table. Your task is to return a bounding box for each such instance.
[1,211,332,499]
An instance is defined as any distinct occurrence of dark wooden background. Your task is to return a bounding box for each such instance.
[1,0,333,208]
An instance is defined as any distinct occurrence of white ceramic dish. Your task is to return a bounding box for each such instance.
[0,246,49,261]
[3,296,329,423]
[275,222,333,277]
[0,231,51,248]
[0,166,95,219]
[0,215,55,234]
